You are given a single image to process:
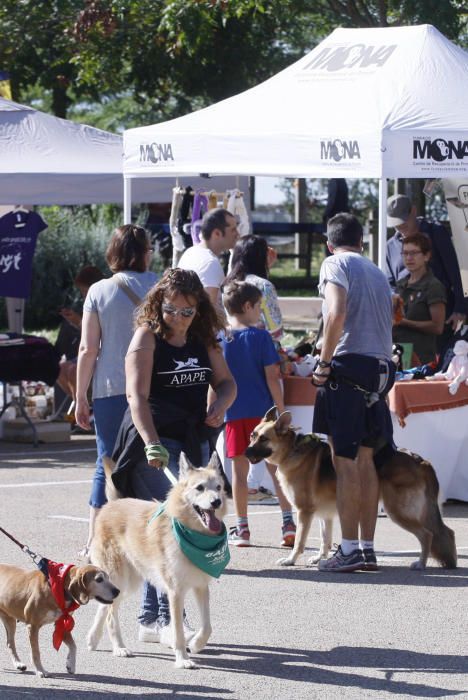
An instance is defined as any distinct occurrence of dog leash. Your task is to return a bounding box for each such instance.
[163,467,178,486]
[0,525,44,567]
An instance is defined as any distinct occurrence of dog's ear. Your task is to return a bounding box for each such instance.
[179,451,196,479]
[264,406,279,423]
[67,567,91,605]
[206,451,222,474]
[275,411,292,435]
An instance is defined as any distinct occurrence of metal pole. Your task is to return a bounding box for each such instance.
[378,178,388,270]
[123,177,132,224]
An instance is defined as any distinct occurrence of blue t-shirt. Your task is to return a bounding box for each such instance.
[222,326,280,421]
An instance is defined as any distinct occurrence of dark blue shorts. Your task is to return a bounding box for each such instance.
[312,354,395,460]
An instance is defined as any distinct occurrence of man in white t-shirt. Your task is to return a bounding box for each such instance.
[179,208,239,312]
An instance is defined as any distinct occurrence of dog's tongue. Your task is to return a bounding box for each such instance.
[206,510,222,533]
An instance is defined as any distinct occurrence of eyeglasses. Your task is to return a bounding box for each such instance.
[162,303,196,318]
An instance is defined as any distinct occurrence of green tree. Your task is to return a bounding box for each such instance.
[2,0,465,125]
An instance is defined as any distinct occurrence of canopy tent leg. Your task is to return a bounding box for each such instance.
[123,177,132,224]
[377,177,388,270]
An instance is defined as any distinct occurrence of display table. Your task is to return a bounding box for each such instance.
[282,375,468,502]
[0,334,60,446]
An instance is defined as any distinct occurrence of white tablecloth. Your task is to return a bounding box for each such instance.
[285,403,468,502]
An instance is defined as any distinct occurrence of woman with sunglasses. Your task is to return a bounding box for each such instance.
[393,232,446,364]
[111,267,236,645]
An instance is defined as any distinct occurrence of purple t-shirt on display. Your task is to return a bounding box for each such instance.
[0,210,47,298]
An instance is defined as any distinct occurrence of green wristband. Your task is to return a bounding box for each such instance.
[144,443,170,468]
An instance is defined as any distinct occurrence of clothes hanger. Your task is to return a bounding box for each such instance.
[13,205,29,228]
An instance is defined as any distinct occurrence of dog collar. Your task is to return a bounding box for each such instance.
[149,504,230,578]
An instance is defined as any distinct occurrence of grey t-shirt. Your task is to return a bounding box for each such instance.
[318,252,393,360]
[83,270,158,398]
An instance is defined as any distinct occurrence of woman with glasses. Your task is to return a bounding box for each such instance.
[393,232,446,364]
[75,225,157,558]
[111,267,236,645]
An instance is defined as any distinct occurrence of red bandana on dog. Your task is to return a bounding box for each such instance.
[43,560,80,651]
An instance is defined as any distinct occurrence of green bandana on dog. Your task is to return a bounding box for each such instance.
[149,505,230,578]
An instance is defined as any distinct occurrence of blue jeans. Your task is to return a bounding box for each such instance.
[137,437,209,626]
[90,395,128,508]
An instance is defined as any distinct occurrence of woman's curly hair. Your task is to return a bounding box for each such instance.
[135,268,223,348]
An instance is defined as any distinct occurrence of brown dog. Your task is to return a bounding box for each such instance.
[0,563,119,677]
[245,407,457,570]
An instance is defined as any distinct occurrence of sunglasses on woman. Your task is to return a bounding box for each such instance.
[162,303,196,318]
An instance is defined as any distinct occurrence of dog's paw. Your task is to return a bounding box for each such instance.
[188,636,208,654]
[36,670,48,678]
[277,555,295,566]
[87,633,99,651]
[410,560,426,570]
[66,662,76,674]
[307,554,322,566]
[174,656,198,669]
[113,647,134,657]
[15,662,27,672]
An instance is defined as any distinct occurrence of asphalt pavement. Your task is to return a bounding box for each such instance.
[0,435,466,699]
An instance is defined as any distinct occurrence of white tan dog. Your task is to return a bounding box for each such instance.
[87,452,229,669]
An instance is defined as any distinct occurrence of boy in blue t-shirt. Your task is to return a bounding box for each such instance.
[221,281,296,547]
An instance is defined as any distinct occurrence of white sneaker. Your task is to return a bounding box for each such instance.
[159,620,196,648]
[158,622,173,647]
[138,621,164,643]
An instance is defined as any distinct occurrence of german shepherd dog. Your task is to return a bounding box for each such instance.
[245,407,457,570]
[87,452,228,669]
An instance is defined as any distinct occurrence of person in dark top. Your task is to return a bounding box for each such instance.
[386,194,467,352]
[393,233,446,364]
[112,268,236,646]
[323,178,349,225]
[55,265,104,400]
[323,179,350,258]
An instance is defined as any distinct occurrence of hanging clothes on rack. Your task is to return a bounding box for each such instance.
[208,190,218,210]
[169,186,186,267]
[226,189,250,237]
[0,208,48,299]
[176,186,194,256]
[191,191,209,244]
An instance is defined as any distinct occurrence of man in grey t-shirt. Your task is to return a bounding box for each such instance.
[312,213,395,573]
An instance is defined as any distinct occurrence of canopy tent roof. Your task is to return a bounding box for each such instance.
[124,24,468,180]
[0,97,242,205]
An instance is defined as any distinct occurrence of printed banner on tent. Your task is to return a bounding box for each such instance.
[442,178,468,296]
[0,210,47,298]
[383,133,468,178]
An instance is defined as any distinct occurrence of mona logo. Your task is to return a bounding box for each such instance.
[139,143,174,164]
[413,139,468,162]
[321,139,361,161]
[303,43,396,72]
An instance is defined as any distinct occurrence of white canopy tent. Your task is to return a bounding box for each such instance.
[124,24,468,266]
[0,97,241,205]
